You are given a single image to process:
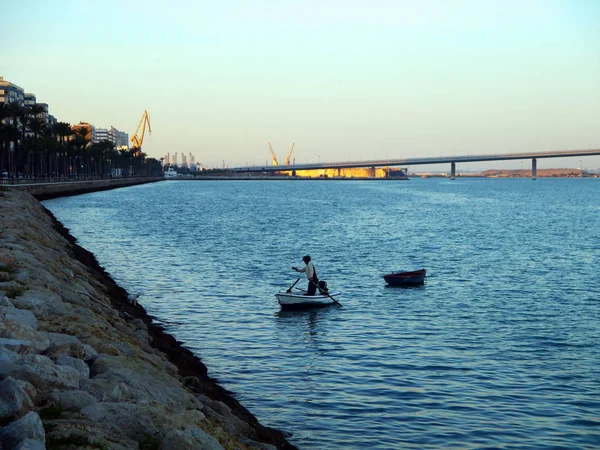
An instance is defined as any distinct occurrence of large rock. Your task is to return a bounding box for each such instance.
[90,355,198,409]
[55,355,90,379]
[43,332,87,360]
[48,389,97,411]
[0,307,38,329]
[12,438,46,450]
[0,411,45,449]
[197,394,253,437]
[0,294,15,307]
[1,314,50,354]
[11,289,67,317]
[0,377,35,420]
[16,354,84,390]
[0,347,21,377]
[159,428,225,450]
[81,402,159,441]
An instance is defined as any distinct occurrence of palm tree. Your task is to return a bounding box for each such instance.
[27,118,46,177]
[8,102,29,176]
[0,103,14,176]
[54,121,73,144]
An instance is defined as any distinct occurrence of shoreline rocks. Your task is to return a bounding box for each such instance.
[0,188,297,450]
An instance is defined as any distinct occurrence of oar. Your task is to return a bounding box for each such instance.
[311,280,342,307]
[286,278,301,293]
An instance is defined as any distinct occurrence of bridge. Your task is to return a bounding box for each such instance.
[232,148,600,179]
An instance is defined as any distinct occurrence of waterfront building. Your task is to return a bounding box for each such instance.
[71,122,94,145]
[110,126,129,151]
[0,76,25,105]
[93,128,110,143]
[35,103,49,123]
[24,93,36,107]
[181,153,188,169]
[0,77,25,151]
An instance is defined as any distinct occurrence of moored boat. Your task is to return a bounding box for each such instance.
[383,268,426,286]
[276,290,342,310]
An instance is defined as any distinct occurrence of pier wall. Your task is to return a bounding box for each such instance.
[6,177,164,200]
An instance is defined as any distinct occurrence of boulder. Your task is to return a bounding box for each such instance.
[81,402,159,441]
[159,428,225,450]
[11,289,67,317]
[1,307,38,329]
[12,438,46,450]
[0,411,45,449]
[90,355,197,409]
[197,394,253,437]
[55,355,90,379]
[48,389,97,411]
[17,354,84,390]
[0,377,35,420]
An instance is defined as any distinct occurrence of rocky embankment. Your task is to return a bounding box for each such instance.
[0,188,296,450]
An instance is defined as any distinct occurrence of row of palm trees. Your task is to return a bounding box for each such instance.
[0,102,162,181]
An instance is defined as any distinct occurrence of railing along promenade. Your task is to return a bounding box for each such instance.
[1,175,163,200]
[232,148,600,180]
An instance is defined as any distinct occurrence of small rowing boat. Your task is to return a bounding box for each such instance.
[275,290,342,310]
[383,268,426,286]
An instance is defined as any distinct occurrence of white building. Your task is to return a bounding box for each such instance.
[110,126,128,151]
[0,77,25,105]
[93,128,110,143]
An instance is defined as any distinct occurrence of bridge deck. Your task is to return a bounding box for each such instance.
[232,148,600,172]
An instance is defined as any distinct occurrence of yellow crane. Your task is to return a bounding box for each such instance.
[284,143,295,165]
[131,110,152,154]
[268,141,279,166]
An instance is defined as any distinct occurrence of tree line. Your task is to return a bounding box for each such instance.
[0,102,162,180]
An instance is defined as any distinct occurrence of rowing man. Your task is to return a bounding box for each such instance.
[292,255,319,296]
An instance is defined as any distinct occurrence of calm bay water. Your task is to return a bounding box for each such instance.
[44,179,600,449]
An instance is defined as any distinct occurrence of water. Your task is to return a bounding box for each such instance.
[44,178,600,449]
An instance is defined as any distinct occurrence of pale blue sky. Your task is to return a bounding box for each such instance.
[2,0,599,169]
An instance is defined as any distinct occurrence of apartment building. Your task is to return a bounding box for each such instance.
[0,76,25,105]
[93,128,110,143]
[110,126,129,151]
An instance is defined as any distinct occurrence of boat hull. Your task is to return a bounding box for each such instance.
[276,291,341,309]
[383,269,426,286]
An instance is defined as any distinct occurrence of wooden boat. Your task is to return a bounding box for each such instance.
[275,290,342,310]
[383,268,426,286]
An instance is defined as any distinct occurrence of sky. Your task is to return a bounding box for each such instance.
[2,0,599,170]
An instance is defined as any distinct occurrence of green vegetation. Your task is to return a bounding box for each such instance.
[46,434,108,450]
[5,285,25,298]
[0,415,16,427]
[39,403,64,420]
[0,102,162,179]
[0,263,15,274]
[139,433,161,450]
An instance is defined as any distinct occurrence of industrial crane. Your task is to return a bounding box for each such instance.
[268,141,279,166]
[130,110,152,155]
[284,143,295,165]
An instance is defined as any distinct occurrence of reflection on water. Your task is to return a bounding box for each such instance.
[44,179,600,450]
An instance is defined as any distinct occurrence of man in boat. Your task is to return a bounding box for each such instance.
[292,255,319,296]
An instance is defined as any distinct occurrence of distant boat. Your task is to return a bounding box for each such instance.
[276,288,342,310]
[164,167,178,178]
[383,268,426,286]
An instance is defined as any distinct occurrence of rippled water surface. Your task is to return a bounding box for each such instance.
[45,179,600,449]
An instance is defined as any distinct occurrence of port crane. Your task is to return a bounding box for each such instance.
[268,142,279,166]
[131,110,152,154]
[284,143,295,165]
